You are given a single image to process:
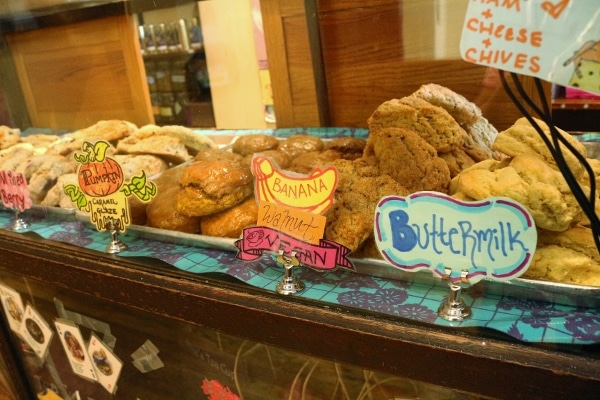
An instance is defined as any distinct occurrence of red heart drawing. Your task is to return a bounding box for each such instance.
[541,0,570,20]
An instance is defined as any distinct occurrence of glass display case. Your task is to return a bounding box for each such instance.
[0,1,599,399]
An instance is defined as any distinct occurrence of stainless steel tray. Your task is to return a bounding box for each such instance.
[23,206,600,308]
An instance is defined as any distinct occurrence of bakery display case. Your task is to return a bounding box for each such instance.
[0,1,600,399]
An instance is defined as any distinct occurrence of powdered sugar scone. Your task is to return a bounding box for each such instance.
[0,125,20,150]
[412,83,482,126]
[493,117,587,179]
[368,96,465,153]
[116,134,191,164]
[71,120,137,143]
[133,124,217,156]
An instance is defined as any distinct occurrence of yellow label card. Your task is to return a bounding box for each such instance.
[257,201,326,245]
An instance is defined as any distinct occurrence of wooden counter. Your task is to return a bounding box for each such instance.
[0,226,598,399]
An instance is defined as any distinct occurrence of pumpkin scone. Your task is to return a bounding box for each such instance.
[177,159,254,217]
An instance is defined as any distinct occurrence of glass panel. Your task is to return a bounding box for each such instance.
[0,270,487,399]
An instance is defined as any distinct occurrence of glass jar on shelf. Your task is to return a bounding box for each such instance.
[159,92,175,124]
[155,23,168,53]
[143,24,156,54]
[155,61,172,92]
[188,17,203,51]
[145,61,157,92]
[170,59,187,93]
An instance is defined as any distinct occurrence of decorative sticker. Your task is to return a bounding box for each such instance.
[0,282,24,334]
[88,332,123,394]
[460,0,600,94]
[64,140,157,232]
[54,318,97,382]
[19,304,54,360]
[236,155,352,271]
[0,170,31,212]
[252,155,337,215]
[374,192,537,285]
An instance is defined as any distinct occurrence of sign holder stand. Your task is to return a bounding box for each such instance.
[10,210,29,231]
[275,250,304,295]
[437,268,472,321]
[104,218,128,254]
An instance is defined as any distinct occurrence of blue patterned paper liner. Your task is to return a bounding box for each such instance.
[2,211,600,345]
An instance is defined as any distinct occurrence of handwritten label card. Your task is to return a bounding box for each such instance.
[0,170,32,212]
[64,140,157,232]
[460,1,600,94]
[235,155,352,271]
[374,192,537,284]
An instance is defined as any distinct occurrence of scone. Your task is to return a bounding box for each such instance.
[288,149,343,174]
[412,83,482,127]
[324,137,366,160]
[133,124,217,156]
[147,186,201,233]
[364,127,451,193]
[71,120,137,143]
[232,134,280,156]
[450,155,586,231]
[324,158,409,253]
[278,134,325,159]
[493,117,587,179]
[0,126,20,149]
[116,134,191,164]
[367,96,465,153]
[243,149,292,169]
[177,159,254,217]
[200,197,258,238]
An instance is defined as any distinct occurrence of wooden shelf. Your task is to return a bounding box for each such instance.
[552,98,600,110]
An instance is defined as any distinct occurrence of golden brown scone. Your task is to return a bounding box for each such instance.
[438,147,476,178]
[324,137,367,160]
[243,149,292,169]
[364,127,451,193]
[493,117,587,179]
[524,245,600,287]
[0,126,20,150]
[177,159,253,217]
[194,147,244,163]
[451,155,585,231]
[324,158,409,253]
[412,83,482,126]
[288,149,343,174]
[536,225,600,264]
[200,197,258,238]
[232,134,280,156]
[367,97,465,153]
[116,134,191,164]
[354,237,383,259]
[133,124,217,156]
[147,186,201,233]
[278,134,324,159]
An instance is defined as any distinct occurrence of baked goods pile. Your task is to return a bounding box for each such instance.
[0,83,598,287]
[0,120,217,210]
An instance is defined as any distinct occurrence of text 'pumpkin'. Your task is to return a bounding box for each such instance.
[78,158,124,197]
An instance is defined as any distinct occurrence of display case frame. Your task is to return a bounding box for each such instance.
[0,226,599,399]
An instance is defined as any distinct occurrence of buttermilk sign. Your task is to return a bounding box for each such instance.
[374,192,537,285]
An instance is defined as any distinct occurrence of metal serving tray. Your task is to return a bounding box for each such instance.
[48,206,598,309]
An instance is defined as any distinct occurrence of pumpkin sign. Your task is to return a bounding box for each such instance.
[64,140,157,233]
[78,157,124,197]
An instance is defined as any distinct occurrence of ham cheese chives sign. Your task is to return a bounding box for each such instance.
[374,192,537,284]
[460,1,600,95]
